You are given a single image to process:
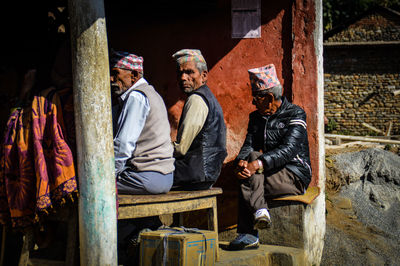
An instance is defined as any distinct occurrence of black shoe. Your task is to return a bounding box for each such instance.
[228,233,259,251]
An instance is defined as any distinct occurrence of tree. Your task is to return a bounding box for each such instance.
[323,0,400,32]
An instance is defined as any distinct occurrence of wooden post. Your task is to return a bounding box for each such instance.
[68,0,117,265]
[386,121,393,137]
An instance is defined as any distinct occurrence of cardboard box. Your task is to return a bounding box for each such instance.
[140,227,217,266]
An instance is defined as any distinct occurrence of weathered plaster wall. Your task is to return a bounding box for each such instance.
[0,0,322,231]
[105,0,320,229]
[291,1,320,187]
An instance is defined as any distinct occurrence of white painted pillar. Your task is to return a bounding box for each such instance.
[303,0,326,265]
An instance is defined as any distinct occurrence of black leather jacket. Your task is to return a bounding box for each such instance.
[236,97,312,187]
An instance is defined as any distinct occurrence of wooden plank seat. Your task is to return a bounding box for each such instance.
[17,188,223,264]
[118,188,223,219]
[272,186,320,204]
[259,186,322,251]
[117,187,223,260]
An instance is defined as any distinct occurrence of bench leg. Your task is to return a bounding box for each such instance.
[65,209,78,266]
[207,198,219,262]
[18,229,34,266]
[0,226,6,266]
[172,213,184,227]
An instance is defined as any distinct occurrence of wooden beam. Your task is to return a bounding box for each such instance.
[325,134,400,144]
[68,0,117,265]
[386,121,393,137]
[361,122,383,134]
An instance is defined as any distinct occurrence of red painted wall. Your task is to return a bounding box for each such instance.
[106,0,319,229]
[291,1,319,187]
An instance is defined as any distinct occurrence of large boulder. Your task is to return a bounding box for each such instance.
[322,148,400,265]
[334,148,400,239]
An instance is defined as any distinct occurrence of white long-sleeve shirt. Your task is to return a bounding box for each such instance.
[113,78,150,175]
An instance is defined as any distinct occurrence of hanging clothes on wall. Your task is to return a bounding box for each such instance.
[0,87,78,229]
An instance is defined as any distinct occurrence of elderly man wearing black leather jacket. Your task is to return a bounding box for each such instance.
[228,64,312,251]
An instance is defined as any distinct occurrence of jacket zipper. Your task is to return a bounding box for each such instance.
[263,116,269,152]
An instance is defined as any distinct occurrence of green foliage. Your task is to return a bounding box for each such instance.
[384,144,392,150]
[326,118,337,133]
[323,0,400,32]
[336,130,352,136]
[366,131,380,136]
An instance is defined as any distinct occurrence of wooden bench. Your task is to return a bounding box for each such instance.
[16,188,223,265]
[117,187,223,260]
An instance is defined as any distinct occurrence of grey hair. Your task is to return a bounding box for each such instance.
[195,61,208,73]
[269,85,283,100]
[177,61,208,73]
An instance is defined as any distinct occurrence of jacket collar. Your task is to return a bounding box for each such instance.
[120,77,148,101]
[259,96,288,119]
[188,84,209,96]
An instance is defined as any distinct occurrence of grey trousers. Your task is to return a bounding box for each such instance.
[237,151,305,235]
[116,168,173,195]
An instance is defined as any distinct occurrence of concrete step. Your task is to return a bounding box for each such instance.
[216,242,306,266]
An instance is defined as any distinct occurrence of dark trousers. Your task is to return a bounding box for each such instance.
[237,151,305,236]
[173,156,215,191]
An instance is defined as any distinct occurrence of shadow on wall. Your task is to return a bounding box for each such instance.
[105,0,294,229]
[0,1,69,132]
[104,0,292,139]
[0,0,297,231]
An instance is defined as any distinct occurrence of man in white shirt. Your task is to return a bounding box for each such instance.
[110,51,176,264]
[110,50,175,195]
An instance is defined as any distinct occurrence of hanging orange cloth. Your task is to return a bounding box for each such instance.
[0,87,78,229]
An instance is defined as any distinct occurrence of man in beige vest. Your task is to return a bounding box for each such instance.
[110,50,175,195]
[171,49,227,190]
[110,51,175,264]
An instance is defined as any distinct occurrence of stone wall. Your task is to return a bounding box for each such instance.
[324,44,400,136]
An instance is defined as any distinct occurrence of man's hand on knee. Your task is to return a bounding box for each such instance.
[235,160,252,179]
[235,159,263,179]
[246,160,262,176]
[237,160,248,169]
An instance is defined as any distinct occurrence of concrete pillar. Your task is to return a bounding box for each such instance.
[303,0,326,264]
[308,0,326,264]
[68,0,117,265]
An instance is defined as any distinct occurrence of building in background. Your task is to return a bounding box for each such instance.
[324,6,400,136]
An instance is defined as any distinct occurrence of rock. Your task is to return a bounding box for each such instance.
[333,148,400,185]
[365,249,386,266]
